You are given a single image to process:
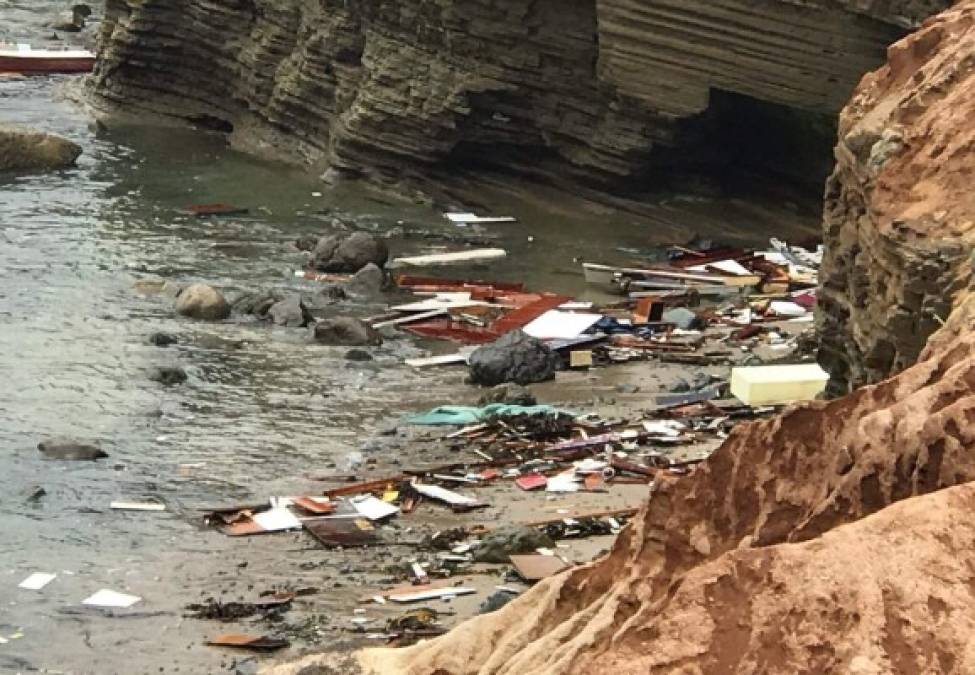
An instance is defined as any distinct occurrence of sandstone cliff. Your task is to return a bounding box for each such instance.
[818,2,975,394]
[88,0,946,199]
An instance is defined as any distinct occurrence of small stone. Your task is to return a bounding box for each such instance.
[345,348,374,361]
[148,332,178,347]
[149,366,188,386]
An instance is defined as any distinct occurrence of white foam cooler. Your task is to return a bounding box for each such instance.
[730,364,829,406]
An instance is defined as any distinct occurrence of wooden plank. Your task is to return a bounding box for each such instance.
[490,294,573,334]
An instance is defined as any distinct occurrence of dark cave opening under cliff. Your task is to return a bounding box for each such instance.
[654,89,838,199]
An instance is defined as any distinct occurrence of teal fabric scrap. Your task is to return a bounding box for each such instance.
[405,404,576,426]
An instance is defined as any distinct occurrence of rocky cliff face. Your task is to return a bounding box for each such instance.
[817,3,975,394]
[88,0,945,199]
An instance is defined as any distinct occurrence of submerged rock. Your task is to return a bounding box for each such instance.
[468,331,560,387]
[148,331,178,347]
[0,124,82,173]
[309,232,388,273]
[313,317,382,346]
[37,439,107,460]
[344,348,374,362]
[174,283,230,320]
[232,289,281,317]
[148,365,187,385]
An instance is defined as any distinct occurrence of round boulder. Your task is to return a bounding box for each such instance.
[313,317,382,346]
[309,232,388,273]
[0,124,82,173]
[175,284,231,321]
[468,330,560,387]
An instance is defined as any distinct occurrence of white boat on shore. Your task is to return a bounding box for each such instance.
[0,44,95,74]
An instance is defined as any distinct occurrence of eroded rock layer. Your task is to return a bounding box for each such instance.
[818,3,975,393]
[88,0,943,196]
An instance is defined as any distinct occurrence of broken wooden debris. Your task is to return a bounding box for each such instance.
[509,554,571,581]
[206,633,289,651]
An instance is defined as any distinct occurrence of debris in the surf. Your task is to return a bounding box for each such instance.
[18,573,56,591]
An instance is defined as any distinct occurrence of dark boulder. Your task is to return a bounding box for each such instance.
[309,232,388,273]
[267,296,313,327]
[37,439,107,461]
[149,366,188,385]
[344,348,375,362]
[313,317,382,346]
[468,330,560,387]
[294,234,319,252]
[347,262,386,296]
[472,526,555,563]
[148,331,178,347]
[232,289,282,317]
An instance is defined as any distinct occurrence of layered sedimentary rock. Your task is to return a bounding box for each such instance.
[89,0,945,196]
[818,3,975,393]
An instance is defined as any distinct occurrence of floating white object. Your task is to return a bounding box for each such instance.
[730,364,829,406]
[444,213,516,225]
[82,589,142,608]
[110,501,166,511]
[19,573,56,591]
[391,295,488,312]
[391,248,507,267]
[404,351,472,368]
[388,587,477,603]
[412,483,480,506]
[522,310,603,340]
[351,495,400,521]
[371,308,448,329]
[768,301,808,317]
[252,507,302,532]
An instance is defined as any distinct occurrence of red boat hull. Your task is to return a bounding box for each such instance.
[0,55,95,74]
